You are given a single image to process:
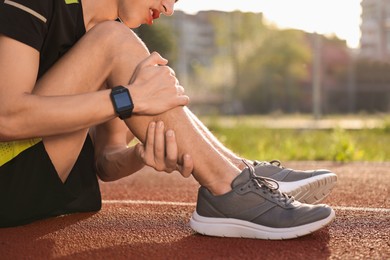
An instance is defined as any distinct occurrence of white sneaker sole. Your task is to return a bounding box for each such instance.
[278,173,338,204]
[189,209,335,240]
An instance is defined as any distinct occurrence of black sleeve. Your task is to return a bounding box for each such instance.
[0,0,52,51]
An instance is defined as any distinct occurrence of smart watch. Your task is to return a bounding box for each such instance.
[110,86,134,119]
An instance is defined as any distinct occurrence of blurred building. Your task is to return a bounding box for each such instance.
[160,9,389,114]
[164,11,217,88]
[360,0,390,61]
[358,0,390,112]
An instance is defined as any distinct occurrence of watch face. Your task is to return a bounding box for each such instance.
[115,91,132,109]
[111,86,134,119]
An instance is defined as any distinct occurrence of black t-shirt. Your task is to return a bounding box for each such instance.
[0,0,86,78]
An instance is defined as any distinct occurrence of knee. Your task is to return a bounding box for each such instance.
[89,21,149,60]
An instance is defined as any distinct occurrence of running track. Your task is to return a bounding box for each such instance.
[0,162,389,259]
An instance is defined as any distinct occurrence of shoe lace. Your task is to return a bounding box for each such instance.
[254,159,284,169]
[243,160,294,206]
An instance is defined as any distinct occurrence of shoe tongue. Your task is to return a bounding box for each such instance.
[231,168,252,188]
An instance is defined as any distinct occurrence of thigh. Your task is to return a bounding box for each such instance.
[33,21,148,96]
[33,21,149,180]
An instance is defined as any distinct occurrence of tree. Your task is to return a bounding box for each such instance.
[135,23,177,63]
[239,29,311,113]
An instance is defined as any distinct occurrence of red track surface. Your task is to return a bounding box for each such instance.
[1,162,389,259]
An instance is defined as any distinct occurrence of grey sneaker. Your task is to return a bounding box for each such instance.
[253,160,337,204]
[190,164,335,240]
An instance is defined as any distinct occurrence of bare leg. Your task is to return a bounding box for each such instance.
[33,22,152,182]
[33,21,239,194]
[124,109,239,195]
[126,107,247,170]
[185,108,247,170]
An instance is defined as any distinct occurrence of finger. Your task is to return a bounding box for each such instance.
[135,143,145,160]
[144,121,156,162]
[175,95,190,106]
[178,154,193,178]
[167,66,176,76]
[140,52,168,68]
[154,121,166,167]
[176,85,185,95]
[165,129,178,172]
[129,52,169,84]
[158,65,176,78]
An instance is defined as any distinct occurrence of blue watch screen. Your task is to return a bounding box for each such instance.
[116,92,132,108]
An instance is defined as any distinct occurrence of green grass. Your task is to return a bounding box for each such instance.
[202,116,390,162]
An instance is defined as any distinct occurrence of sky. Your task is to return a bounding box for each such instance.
[175,0,362,49]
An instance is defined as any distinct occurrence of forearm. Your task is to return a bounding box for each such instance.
[96,144,145,182]
[0,90,115,141]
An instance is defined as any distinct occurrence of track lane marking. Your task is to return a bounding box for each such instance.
[102,200,390,213]
[103,200,195,206]
[333,206,390,213]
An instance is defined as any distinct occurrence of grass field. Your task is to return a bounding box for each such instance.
[200,115,390,162]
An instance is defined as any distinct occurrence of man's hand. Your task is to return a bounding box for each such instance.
[135,121,193,178]
[128,52,189,115]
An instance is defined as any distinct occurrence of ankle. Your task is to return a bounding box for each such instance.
[234,158,253,171]
[192,157,241,195]
[203,169,239,196]
[206,181,233,196]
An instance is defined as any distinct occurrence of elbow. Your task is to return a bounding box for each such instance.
[0,94,40,141]
[95,159,120,182]
[97,171,116,182]
[0,113,18,141]
[0,108,30,141]
[0,94,38,141]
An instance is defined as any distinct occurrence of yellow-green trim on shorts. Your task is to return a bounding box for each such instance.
[64,0,79,4]
[0,138,42,167]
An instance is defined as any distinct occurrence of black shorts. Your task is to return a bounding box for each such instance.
[0,135,101,228]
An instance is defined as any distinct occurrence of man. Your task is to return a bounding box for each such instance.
[0,0,337,239]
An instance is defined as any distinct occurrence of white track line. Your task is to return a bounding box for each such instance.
[333,206,390,213]
[103,200,195,207]
[102,200,390,213]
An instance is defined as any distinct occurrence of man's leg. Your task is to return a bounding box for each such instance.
[184,109,337,203]
[0,22,155,226]
[185,108,244,168]
[32,22,155,182]
[123,108,240,195]
[30,21,334,239]
[31,21,239,195]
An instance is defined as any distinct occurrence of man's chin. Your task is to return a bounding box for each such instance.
[123,21,142,29]
[132,24,141,28]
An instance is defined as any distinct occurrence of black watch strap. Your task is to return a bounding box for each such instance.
[110,86,134,120]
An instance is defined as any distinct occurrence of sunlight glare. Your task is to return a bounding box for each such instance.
[175,0,362,48]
